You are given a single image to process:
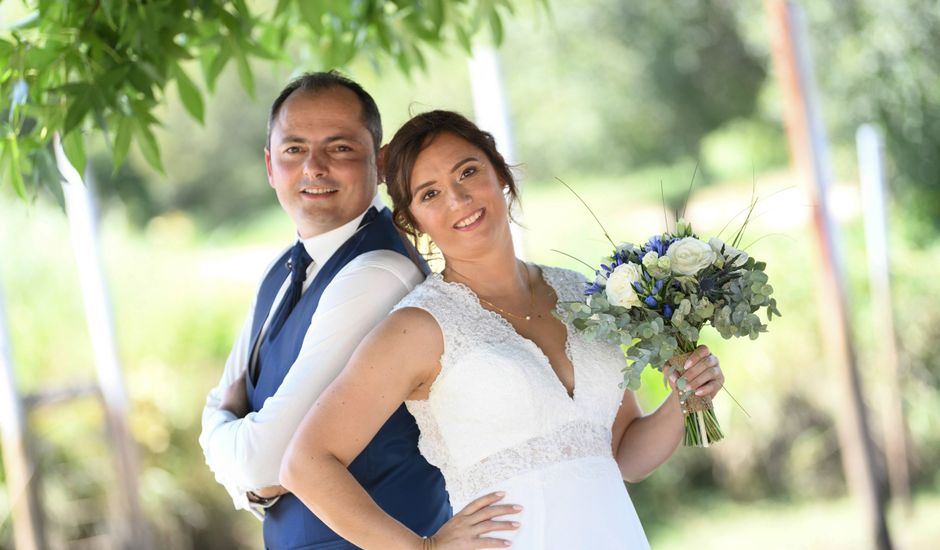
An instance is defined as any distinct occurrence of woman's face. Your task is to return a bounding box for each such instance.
[407,132,511,261]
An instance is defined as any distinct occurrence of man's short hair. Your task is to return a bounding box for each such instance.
[266,71,382,153]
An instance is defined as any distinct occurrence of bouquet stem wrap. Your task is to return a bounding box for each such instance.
[669,352,724,448]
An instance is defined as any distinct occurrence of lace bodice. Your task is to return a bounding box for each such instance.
[394,265,627,507]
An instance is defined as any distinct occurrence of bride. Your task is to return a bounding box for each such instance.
[280,110,725,549]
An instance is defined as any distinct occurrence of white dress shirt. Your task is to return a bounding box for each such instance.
[199,194,424,518]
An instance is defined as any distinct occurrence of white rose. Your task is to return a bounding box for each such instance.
[666,237,717,276]
[708,237,749,267]
[605,262,643,309]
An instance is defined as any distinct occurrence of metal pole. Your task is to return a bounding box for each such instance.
[0,278,45,550]
[856,124,911,513]
[53,134,148,549]
[765,2,892,548]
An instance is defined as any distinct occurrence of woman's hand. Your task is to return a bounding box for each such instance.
[668,345,724,400]
[424,492,521,549]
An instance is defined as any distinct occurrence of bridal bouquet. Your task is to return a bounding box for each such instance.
[558,212,780,447]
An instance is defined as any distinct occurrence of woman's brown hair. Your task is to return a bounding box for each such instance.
[383,110,520,243]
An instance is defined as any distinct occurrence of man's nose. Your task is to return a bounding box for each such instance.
[303,151,328,179]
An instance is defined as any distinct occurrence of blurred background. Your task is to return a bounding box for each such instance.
[1,0,939,548]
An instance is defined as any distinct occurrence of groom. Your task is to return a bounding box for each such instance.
[199,72,450,548]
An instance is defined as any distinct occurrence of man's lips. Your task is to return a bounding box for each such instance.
[300,186,338,197]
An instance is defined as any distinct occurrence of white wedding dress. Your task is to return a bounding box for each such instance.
[395,265,650,549]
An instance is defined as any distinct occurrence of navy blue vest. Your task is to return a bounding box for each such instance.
[246,207,450,549]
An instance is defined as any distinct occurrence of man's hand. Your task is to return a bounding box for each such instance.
[220,370,250,418]
[248,484,289,504]
[247,484,288,509]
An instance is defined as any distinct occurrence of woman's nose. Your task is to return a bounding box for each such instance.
[449,181,471,207]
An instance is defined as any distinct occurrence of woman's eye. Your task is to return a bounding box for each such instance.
[459,166,477,180]
[421,189,438,201]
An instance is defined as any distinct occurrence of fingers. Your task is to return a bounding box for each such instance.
[474,537,515,548]
[467,504,522,525]
[682,345,710,372]
[438,492,521,548]
[692,379,723,398]
[471,519,521,536]
[678,347,724,397]
[457,492,506,516]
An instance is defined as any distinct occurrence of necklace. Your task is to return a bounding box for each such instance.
[474,263,536,322]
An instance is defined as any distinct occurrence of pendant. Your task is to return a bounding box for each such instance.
[525,315,531,321]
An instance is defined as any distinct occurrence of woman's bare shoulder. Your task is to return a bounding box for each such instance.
[368,306,444,358]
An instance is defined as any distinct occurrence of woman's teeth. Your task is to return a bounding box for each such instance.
[455,209,483,228]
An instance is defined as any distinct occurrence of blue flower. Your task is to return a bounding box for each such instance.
[584,281,602,296]
[642,235,669,256]
[663,304,673,319]
[644,296,658,307]
[654,279,665,293]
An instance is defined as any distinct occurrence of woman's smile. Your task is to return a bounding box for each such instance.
[453,208,486,230]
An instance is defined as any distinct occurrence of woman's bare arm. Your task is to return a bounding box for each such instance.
[610,345,724,482]
[280,307,519,549]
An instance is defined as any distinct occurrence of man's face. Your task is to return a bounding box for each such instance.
[265,87,378,238]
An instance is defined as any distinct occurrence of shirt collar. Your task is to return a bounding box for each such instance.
[299,193,387,267]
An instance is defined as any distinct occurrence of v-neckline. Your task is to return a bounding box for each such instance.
[436,264,578,401]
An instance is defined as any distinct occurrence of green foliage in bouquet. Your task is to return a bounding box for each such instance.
[559,219,781,391]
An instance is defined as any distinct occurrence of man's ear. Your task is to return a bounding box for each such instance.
[376,144,388,183]
[264,147,275,188]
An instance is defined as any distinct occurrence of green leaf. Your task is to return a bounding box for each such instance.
[205,45,232,93]
[234,47,255,98]
[274,0,293,17]
[455,25,473,54]
[63,88,92,135]
[298,0,324,32]
[173,64,204,123]
[489,9,504,44]
[3,134,27,198]
[0,39,13,59]
[61,130,87,177]
[111,116,133,172]
[135,121,163,172]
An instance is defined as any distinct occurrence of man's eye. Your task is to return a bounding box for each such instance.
[285,146,302,154]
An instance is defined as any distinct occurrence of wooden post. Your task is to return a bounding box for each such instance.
[53,134,148,549]
[0,281,45,550]
[856,124,911,513]
[764,2,893,548]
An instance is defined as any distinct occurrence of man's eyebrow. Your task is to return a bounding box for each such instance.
[277,135,310,145]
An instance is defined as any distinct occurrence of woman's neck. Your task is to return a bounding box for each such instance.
[441,240,529,299]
